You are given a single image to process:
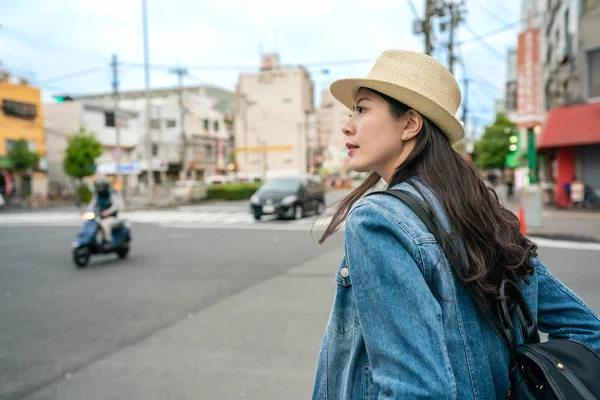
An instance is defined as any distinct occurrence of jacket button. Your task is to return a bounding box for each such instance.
[340,267,349,278]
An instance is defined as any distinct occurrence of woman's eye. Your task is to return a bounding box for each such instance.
[356,106,365,113]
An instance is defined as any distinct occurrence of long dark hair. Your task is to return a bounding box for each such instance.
[319,88,537,300]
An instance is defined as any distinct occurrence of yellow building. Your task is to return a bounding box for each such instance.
[0,77,48,201]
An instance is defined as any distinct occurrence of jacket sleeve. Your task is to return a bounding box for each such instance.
[345,202,456,399]
[86,194,97,212]
[535,258,600,353]
[104,192,120,214]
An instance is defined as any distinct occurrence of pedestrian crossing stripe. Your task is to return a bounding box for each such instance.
[0,210,334,230]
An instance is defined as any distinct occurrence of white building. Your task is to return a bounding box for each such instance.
[235,53,315,177]
[44,101,148,194]
[75,85,235,182]
[316,88,351,177]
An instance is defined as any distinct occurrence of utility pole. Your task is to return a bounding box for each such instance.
[239,93,250,171]
[424,0,436,56]
[141,0,154,204]
[169,66,189,180]
[447,1,465,75]
[111,53,123,198]
[461,77,470,125]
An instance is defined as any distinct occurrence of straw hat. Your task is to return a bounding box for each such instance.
[330,49,464,144]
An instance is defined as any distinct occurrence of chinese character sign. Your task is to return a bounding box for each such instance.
[517,28,543,128]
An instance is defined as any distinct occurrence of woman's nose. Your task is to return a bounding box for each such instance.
[342,118,354,137]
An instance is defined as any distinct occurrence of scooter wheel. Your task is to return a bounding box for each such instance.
[117,244,130,259]
[73,246,91,268]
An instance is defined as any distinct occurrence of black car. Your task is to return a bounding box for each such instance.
[250,176,326,220]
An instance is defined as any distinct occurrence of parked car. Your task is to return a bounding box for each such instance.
[250,176,325,220]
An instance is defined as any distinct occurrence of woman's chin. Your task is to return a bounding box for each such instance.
[349,158,370,173]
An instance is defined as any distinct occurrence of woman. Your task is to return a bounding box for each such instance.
[312,50,600,399]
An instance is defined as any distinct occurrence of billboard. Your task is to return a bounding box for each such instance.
[516,28,544,128]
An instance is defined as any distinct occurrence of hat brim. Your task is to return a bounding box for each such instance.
[330,78,465,145]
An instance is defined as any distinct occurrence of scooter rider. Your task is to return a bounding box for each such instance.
[88,180,121,249]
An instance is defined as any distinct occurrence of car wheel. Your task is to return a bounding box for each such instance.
[254,212,262,221]
[294,204,304,220]
[316,201,325,215]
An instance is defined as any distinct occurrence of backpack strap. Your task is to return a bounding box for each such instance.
[366,189,510,347]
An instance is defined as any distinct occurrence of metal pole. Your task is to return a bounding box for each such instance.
[111,54,123,198]
[242,94,249,171]
[142,0,154,203]
[424,0,435,56]
[169,67,188,179]
[527,127,538,184]
[447,2,457,74]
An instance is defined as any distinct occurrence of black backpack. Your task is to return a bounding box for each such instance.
[369,189,600,399]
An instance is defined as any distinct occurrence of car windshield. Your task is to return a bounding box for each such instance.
[257,178,301,193]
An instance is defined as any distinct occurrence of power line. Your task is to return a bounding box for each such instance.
[462,23,505,60]
[0,23,109,61]
[475,1,512,26]
[457,8,549,46]
[38,66,107,83]
[406,0,420,18]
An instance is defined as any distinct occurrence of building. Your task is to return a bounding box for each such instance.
[504,48,518,122]
[316,88,351,177]
[235,53,315,177]
[536,0,600,207]
[0,71,48,202]
[45,100,147,195]
[74,85,234,182]
[541,0,581,108]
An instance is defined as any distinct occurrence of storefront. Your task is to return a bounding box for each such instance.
[537,102,600,208]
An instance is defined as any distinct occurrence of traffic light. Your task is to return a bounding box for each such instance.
[55,95,73,103]
[505,131,522,168]
[509,135,518,152]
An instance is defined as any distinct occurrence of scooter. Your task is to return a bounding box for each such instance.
[72,211,132,268]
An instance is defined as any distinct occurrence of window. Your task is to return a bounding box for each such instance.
[213,121,219,132]
[152,144,159,156]
[205,144,213,155]
[166,119,176,128]
[5,140,17,153]
[105,112,115,127]
[587,48,600,99]
[203,119,209,131]
[5,139,36,153]
[2,100,37,120]
[150,119,161,129]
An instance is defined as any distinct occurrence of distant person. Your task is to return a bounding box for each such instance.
[88,180,121,249]
[504,168,515,199]
[0,169,5,197]
[313,50,600,399]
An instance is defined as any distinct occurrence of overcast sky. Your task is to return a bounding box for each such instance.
[0,0,522,134]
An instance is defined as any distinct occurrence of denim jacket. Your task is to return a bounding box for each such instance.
[312,181,600,400]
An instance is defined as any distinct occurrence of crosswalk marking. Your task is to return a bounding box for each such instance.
[0,209,332,230]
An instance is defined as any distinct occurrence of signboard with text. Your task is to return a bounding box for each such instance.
[516,28,544,128]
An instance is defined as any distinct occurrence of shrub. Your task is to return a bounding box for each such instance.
[205,183,261,201]
[77,185,93,203]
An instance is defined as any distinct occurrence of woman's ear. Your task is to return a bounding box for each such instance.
[401,110,423,141]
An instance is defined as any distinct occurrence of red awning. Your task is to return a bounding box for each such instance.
[537,102,600,150]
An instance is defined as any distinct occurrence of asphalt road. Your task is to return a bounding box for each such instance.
[0,224,343,400]
[1,202,599,399]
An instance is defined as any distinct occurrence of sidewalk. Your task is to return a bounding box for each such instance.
[27,249,343,400]
[497,186,600,242]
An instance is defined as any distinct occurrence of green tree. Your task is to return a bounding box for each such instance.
[473,113,517,170]
[7,139,39,171]
[63,127,103,180]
